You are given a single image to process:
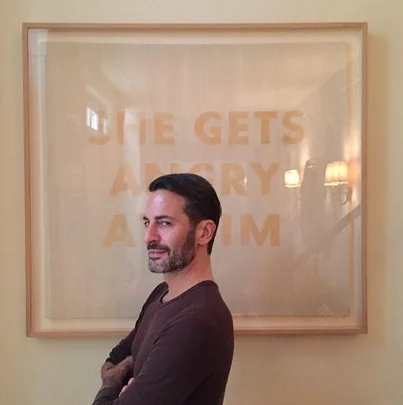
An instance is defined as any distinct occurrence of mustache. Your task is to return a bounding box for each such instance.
[147,243,170,252]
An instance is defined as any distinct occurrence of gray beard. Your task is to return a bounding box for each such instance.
[148,230,196,274]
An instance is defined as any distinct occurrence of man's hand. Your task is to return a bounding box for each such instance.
[101,361,115,382]
[101,356,134,390]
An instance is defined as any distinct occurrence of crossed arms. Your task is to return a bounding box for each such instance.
[92,313,215,405]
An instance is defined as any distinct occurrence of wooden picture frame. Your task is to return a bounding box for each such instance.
[22,22,368,337]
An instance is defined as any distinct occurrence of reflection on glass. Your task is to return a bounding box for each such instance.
[284,169,301,188]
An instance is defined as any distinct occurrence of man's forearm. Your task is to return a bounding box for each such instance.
[92,357,133,405]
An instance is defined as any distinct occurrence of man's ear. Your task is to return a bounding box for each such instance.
[196,220,216,248]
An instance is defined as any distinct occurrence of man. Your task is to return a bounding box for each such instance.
[92,173,234,405]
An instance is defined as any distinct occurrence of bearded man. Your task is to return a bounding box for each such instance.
[92,173,234,405]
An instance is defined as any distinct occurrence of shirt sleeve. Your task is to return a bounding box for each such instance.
[104,328,137,365]
[92,310,215,405]
[104,283,167,365]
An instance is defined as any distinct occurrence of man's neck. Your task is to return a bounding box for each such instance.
[162,254,213,302]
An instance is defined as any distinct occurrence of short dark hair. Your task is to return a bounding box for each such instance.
[148,173,222,255]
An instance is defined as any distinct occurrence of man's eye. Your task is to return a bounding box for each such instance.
[160,221,171,227]
[143,221,149,228]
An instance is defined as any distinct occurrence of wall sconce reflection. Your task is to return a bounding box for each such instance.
[324,160,352,205]
[284,169,301,188]
[325,161,348,186]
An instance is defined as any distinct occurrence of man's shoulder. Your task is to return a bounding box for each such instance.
[163,300,234,358]
[169,288,233,334]
[181,281,231,316]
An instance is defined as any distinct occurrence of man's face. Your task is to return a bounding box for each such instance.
[143,190,196,274]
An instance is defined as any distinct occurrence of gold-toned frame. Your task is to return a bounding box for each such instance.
[23,22,368,337]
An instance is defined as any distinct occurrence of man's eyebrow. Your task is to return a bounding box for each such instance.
[142,215,175,221]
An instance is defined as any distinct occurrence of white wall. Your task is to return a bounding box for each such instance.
[1,0,402,404]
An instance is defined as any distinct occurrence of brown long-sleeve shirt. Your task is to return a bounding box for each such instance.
[92,280,234,405]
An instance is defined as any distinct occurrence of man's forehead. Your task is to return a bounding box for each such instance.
[145,190,185,213]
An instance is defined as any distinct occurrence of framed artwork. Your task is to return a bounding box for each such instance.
[22,22,367,337]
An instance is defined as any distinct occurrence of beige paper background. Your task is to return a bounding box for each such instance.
[28,28,363,332]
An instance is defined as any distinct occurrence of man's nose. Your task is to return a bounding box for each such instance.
[144,223,160,245]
